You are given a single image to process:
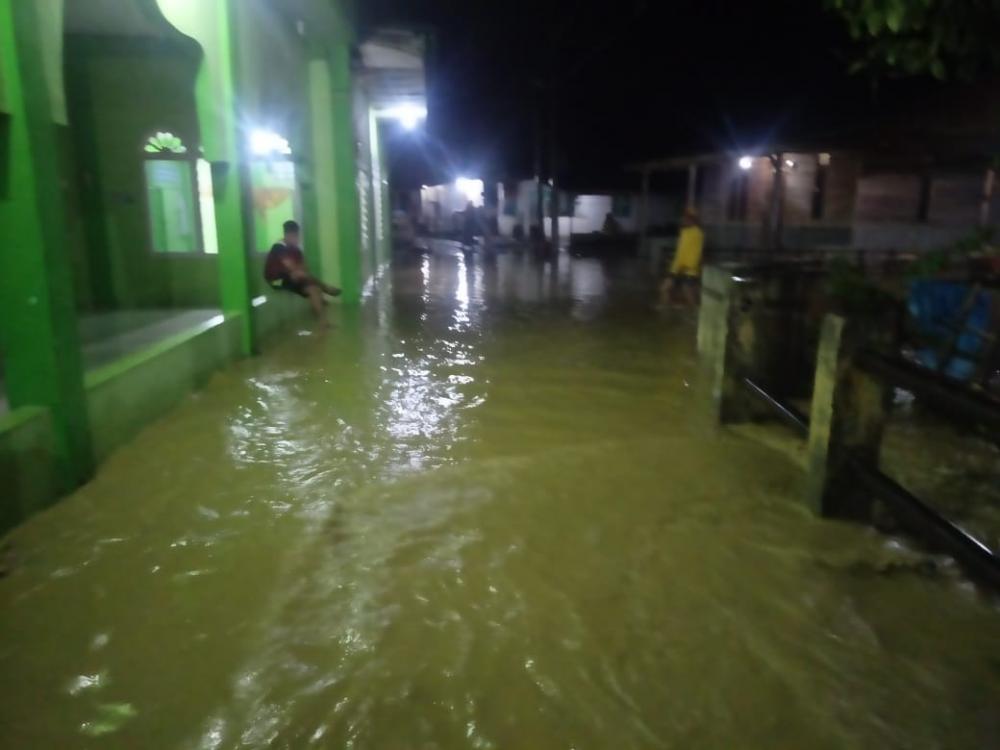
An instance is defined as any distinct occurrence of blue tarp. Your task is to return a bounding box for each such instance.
[908,281,991,380]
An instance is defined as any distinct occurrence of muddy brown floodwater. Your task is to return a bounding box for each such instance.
[1,244,998,749]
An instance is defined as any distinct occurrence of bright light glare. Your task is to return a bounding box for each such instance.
[400,111,420,130]
[249,129,292,157]
[738,156,753,170]
[455,177,484,204]
[384,104,427,130]
[784,159,796,168]
[196,159,218,255]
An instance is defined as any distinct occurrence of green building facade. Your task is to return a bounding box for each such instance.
[0,0,398,530]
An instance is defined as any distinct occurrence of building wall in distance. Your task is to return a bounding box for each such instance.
[690,151,994,251]
[825,154,861,223]
[495,180,677,237]
[855,173,923,222]
[929,173,987,227]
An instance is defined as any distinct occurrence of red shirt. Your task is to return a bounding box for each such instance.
[264,242,304,281]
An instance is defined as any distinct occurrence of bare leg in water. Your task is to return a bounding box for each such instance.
[290,269,341,326]
[304,284,327,324]
[681,278,699,306]
[658,274,699,309]
[658,275,676,308]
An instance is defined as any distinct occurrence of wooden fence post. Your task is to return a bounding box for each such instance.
[698,266,778,424]
[806,314,890,517]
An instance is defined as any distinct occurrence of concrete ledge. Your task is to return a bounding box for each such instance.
[85,313,242,463]
[0,406,59,530]
[252,292,313,340]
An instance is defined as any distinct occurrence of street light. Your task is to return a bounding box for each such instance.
[249,129,292,157]
[455,177,484,204]
[382,104,427,130]
[738,156,753,170]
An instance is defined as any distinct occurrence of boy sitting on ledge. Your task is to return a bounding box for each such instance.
[264,220,341,323]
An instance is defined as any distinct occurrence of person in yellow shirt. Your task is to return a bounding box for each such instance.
[659,207,704,307]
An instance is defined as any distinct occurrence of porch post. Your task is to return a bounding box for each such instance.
[208,1,254,354]
[768,152,786,252]
[306,55,342,286]
[686,163,698,208]
[0,0,93,493]
[980,166,995,229]
[639,167,651,252]
[330,40,363,303]
[806,315,889,517]
[157,0,256,354]
[374,117,392,270]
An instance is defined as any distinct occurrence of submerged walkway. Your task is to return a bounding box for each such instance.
[1,246,998,748]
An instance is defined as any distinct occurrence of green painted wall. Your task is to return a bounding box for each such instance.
[236,0,308,271]
[0,408,59,531]
[155,0,234,162]
[235,0,308,137]
[79,47,218,309]
[63,37,225,312]
[57,126,97,311]
[0,37,5,114]
[250,159,298,255]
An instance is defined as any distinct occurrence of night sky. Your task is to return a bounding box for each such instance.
[361,0,944,190]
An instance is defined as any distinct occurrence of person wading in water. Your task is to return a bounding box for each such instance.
[658,207,704,308]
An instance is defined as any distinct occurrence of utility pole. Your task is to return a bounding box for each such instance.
[980,165,995,228]
[639,167,651,253]
[768,153,786,253]
[533,83,545,239]
[549,98,559,249]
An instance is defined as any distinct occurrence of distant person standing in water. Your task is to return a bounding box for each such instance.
[602,212,622,236]
[658,208,704,308]
[264,220,341,324]
[461,201,480,254]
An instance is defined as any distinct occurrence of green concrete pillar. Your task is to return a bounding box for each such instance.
[371,113,392,272]
[206,1,253,353]
[330,41,362,304]
[0,0,93,490]
[211,156,255,354]
[306,56,342,287]
[379,127,391,272]
[157,0,255,353]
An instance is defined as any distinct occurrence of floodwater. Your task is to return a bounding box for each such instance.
[1,244,998,749]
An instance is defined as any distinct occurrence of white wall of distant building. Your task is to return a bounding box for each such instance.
[419,180,485,233]
[497,180,677,238]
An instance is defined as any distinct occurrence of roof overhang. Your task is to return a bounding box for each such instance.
[361,28,427,116]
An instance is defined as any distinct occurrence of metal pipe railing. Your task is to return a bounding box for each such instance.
[856,349,1000,444]
[742,377,809,435]
[740,375,1000,590]
[849,457,1000,590]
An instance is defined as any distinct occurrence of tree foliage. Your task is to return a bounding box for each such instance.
[825,0,1000,79]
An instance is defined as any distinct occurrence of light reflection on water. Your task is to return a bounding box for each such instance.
[0,243,998,748]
